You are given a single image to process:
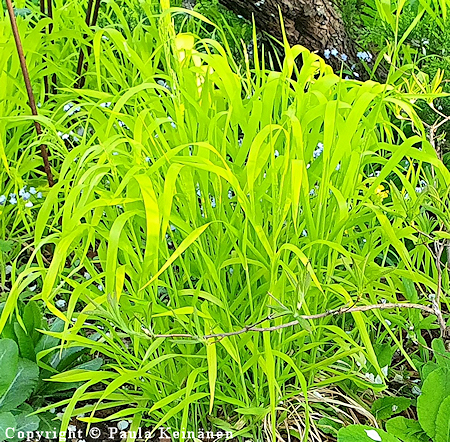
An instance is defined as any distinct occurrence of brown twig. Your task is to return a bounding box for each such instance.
[141,302,438,341]
[76,0,101,89]
[5,0,55,187]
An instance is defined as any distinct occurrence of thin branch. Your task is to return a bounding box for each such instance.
[75,0,94,83]
[5,0,55,187]
[76,0,101,89]
[141,302,439,341]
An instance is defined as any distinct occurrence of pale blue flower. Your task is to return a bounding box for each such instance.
[341,53,348,61]
[37,192,43,199]
[331,48,338,57]
[56,299,66,308]
[324,49,331,59]
[0,195,6,205]
[63,102,74,112]
[97,284,104,291]
[22,192,31,201]
[29,187,37,195]
[25,201,33,208]
[83,272,91,280]
[313,142,324,159]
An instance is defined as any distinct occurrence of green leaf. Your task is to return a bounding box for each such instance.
[372,396,411,420]
[432,339,450,368]
[417,367,450,439]
[23,302,43,345]
[0,359,39,412]
[8,410,40,442]
[0,240,13,253]
[385,417,430,442]
[338,425,401,441]
[317,417,340,436]
[13,324,35,361]
[0,412,16,441]
[0,339,19,397]
[435,395,450,442]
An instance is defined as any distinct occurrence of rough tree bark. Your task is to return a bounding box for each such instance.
[219,0,357,70]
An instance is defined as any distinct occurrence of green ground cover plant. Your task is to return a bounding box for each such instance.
[0,0,450,440]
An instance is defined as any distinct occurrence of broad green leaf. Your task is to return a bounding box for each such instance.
[417,367,450,439]
[0,339,18,396]
[338,425,400,442]
[0,359,39,412]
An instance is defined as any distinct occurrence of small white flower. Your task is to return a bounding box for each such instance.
[302,229,308,237]
[9,197,17,205]
[381,365,388,376]
[63,102,74,112]
[117,421,129,431]
[112,152,119,156]
[274,150,279,158]
[49,408,55,414]
[228,190,234,199]
[313,142,324,159]
[37,192,43,199]
[365,429,382,441]
[385,319,392,326]
[145,156,151,163]
[0,195,6,205]
[229,268,234,275]
[55,299,66,309]
[365,373,375,383]
[25,201,33,208]
[29,284,37,292]
[84,272,91,280]
[29,187,37,195]
[62,133,70,141]
[97,284,104,291]
[5,265,12,275]
[392,405,398,412]
[412,385,421,396]
[100,102,112,108]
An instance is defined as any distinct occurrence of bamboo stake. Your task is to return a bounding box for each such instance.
[6,0,55,187]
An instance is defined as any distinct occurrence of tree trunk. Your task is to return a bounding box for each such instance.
[219,0,356,71]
